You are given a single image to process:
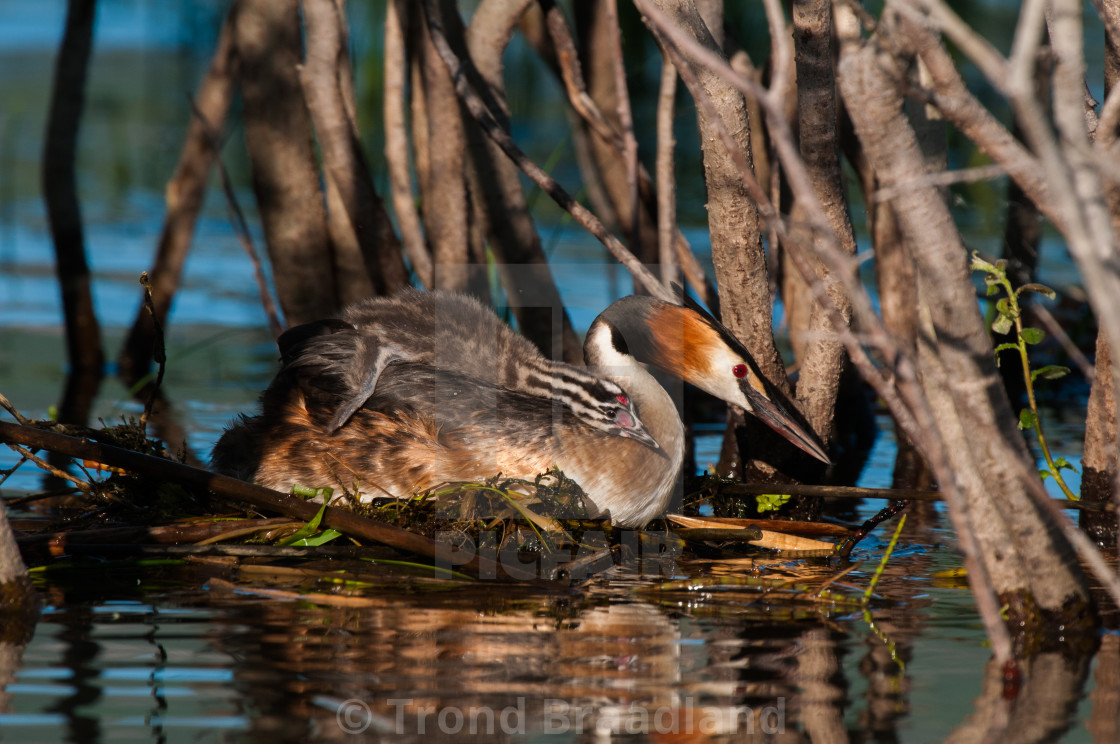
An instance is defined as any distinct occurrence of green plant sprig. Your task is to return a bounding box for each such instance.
[861,515,907,672]
[970,253,1078,500]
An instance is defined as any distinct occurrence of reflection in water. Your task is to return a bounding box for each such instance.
[943,653,1094,744]
[214,586,804,742]
[0,544,1113,742]
[1087,634,1120,743]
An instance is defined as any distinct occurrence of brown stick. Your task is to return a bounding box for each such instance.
[234,0,336,326]
[648,3,789,472]
[535,0,713,306]
[417,0,477,293]
[421,0,672,301]
[462,0,584,363]
[300,0,409,299]
[384,0,434,288]
[5,443,90,491]
[18,543,407,562]
[655,49,680,288]
[15,518,296,563]
[701,480,1107,513]
[0,421,487,577]
[118,13,236,383]
[188,98,284,340]
[604,0,642,260]
[42,0,103,427]
[787,0,857,445]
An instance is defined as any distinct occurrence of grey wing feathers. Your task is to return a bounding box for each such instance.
[277,319,412,432]
[367,361,575,443]
[342,289,550,387]
[276,289,566,432]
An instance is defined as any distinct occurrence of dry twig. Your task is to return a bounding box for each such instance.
[187,96,284,338]
[422,0,672,299]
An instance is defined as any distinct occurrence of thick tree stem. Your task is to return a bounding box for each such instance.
[234,0,335,326]
[839,30,1093,647]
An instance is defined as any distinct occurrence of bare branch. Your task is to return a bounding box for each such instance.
[655,51,680,288]
[871,163,1007,202]
[188,97,284,339]
[417,0,476,292]
[1098,83,1120,146]
[463,0,584,362]
[898,0,1008,87]
[301,0,409,299]
[43,0,103,427]
[1030,303,1095,383]
[5,443,91,492]
[787,0,858,442]
[1005,0,1048,100]
[384,0,434,288]
[648,0,784,404]
[761,0,794,114]
[0,394,31,427]
[894,14,1059,228]
[638,0,1026,659]
[234,0,335,325]
[536,0,714,305]
[421,0,672,300]
[119,13,235,381]
[604,0,642,259]
[1043,0,1120,385]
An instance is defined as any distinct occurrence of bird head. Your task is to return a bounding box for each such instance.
[586,293,830,464]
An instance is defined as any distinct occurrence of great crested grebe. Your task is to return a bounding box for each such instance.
[211,290,829,527]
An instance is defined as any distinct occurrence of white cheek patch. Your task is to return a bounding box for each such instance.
[587,324,630,370]
[706,346,755,410]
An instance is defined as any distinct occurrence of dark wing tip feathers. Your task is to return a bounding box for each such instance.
[275,318,377,432]
[277,318,354,365]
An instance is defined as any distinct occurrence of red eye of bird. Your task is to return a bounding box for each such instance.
[732,364,748,378]
[616,394,629,406]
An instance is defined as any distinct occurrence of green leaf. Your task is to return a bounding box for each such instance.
[970,253,999,274]
[992,314,1014,335]
[995,297,1018,319]
[1020,327,1045,345]
[1039,469,1051,481]
[986,283,1001,296]
[291,484,334,500]
[755,493,791,513]
[279,503,329,545]
[993,342,1019,355]
[1018,409,1038,430]
[1017,283,1057,300]
[289,528,344,547]
[1052,456,1078,473]
[1031,365,1070,382]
